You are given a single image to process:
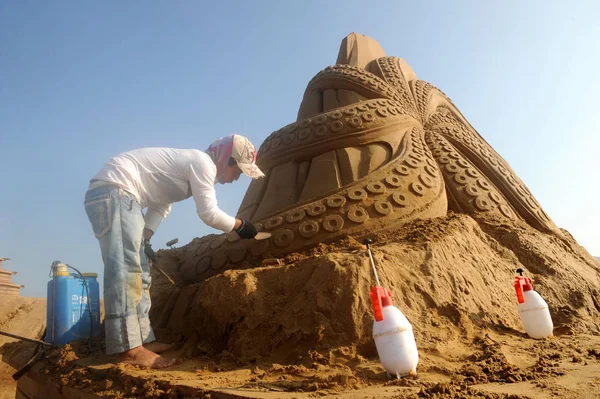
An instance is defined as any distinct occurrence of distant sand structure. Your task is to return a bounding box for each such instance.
[0,258,24,296]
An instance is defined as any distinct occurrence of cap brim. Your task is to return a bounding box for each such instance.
[237,162,265,179]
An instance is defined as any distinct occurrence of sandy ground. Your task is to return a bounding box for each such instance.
[0,297,46,399]
[3,329,600,398]
[0,362,16,399]
[1,213,600,398]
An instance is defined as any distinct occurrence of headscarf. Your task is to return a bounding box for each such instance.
[206,134,265,183]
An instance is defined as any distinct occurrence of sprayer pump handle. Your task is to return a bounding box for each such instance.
[516,268,525,276]
[362,238,373,245]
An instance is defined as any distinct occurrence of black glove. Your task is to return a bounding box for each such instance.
[143,240,157,263]
[235,219,258,239]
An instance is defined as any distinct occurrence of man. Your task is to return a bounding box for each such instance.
[84,134,264,369]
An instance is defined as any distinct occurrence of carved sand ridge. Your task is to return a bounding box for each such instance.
[177,33,560,285]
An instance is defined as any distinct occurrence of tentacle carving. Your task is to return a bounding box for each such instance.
[180,125,446,284]
[176,35,559,286]
[424,101,556,233]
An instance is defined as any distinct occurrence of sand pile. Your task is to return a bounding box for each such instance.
[0,297,46,399]
[2,213,599,398]
[149,213,600,365]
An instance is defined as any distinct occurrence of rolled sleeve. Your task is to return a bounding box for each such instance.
[188,158,236,233]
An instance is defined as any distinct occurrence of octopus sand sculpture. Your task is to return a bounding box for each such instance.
[5,34,600,399]
[178,33,558,285]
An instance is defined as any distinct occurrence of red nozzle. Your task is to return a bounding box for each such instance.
[514,275,534,304]
[370,286,393,321]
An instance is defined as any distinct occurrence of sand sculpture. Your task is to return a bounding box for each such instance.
[3,34,600,399]
[0,258,23,296]
[178,33,559,284]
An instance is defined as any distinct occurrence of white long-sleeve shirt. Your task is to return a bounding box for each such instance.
[89,148,236,233]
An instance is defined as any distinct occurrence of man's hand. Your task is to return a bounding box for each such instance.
[143,239,157,263]
[235,219,258,239]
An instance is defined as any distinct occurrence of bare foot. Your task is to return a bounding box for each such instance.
[144,341,175,354]
[118,346,175,369]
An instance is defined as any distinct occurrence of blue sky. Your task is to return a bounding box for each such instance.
[1,1,598,297]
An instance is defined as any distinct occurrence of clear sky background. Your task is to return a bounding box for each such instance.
[1,1,598,297]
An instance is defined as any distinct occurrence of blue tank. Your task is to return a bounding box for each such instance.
[82,273,102,338]
[45,266,101,346]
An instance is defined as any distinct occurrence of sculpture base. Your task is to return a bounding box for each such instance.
[150,213,600,363]
[3,213,600,398]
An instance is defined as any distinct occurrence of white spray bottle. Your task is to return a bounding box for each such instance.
[514,268,554,339]
[364,239,419,378]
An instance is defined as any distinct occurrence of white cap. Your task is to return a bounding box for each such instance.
[231,135,265,179]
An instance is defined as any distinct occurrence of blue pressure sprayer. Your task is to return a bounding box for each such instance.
[45,261,101,346]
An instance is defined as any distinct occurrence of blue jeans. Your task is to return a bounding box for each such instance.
[84,184,155,355]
